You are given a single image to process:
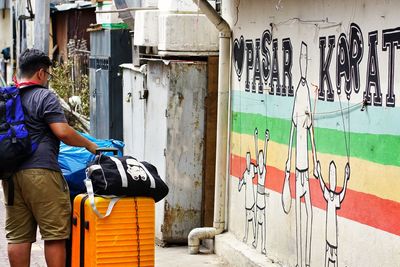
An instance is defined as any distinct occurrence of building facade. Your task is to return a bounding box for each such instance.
[223,0,400,266]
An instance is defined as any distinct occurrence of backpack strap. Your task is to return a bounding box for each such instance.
[18,85,47,150]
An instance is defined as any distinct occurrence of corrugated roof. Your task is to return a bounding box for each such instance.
[54,1,94,12]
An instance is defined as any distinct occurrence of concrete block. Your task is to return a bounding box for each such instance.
[158,0,216,13]
[96,1,124,25]
[134,10,159,46]
[142,0,158,8]
[158,13,219,52]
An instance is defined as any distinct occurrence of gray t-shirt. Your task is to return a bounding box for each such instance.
[18,86,67,172]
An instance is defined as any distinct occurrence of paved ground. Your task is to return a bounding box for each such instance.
[0,187,227,267]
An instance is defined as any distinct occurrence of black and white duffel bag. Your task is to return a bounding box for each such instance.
[85,154,169,203]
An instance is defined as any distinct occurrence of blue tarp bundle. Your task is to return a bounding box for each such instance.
[58,133,124,197]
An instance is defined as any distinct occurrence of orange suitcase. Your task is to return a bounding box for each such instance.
[71,194,155,267]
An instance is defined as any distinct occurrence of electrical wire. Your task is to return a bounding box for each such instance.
[239,93,364,119]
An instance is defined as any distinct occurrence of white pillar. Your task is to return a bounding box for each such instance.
[33,0,50,54]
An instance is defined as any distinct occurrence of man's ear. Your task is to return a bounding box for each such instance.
[37,68,45,80]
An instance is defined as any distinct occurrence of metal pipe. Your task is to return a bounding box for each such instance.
[192,0,230,34]
[188,227,217,254]
[188,0,231,255]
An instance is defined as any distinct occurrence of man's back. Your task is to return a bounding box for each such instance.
[18,87,67,172]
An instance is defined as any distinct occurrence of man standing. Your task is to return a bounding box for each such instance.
[284,42,318,267]
[1,48,97,267]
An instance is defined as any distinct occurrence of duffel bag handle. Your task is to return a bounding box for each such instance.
[96,147,119,155]
[84,177,121,219]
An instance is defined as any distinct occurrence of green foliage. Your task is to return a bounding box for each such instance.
[80,74,90,117]
[51,61,73,100]
[50,60,90,117]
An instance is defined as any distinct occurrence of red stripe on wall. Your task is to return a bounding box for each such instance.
[231,154,400,237]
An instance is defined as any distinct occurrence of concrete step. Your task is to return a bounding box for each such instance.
[215,232,284,267]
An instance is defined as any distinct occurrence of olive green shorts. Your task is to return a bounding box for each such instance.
[2,169,71,244]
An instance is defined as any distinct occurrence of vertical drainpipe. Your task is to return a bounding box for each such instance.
[188,0,231,255]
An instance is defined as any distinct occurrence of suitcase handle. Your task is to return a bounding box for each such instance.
[95,147,119,155]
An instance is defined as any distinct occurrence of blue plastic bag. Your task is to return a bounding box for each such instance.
[58,133,124,197]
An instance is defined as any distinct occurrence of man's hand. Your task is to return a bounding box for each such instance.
[285,159,290,173]
[49,122,98,154]
[345,163,350,181]
[265,129,270,142]
[86,142,98,154]
[285,169,290,181]
[312,157,319,178]
[316,161,321,179]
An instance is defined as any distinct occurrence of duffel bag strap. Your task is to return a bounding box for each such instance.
[108,157,128,188]
[84,178,120,219]
[138,161,156,189]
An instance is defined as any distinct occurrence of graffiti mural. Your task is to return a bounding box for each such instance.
[231,9,400,265]
[238,128,269,255]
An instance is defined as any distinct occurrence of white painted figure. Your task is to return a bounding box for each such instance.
[316,161,350,267]
[238,152,257,243]
[253,128,269,255]
[284,42,318,267]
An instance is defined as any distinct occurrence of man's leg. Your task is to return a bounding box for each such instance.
[325,243,329,267]
[251,208,256,241]
[295,195,302,267]
[8,243,32,267]
[26,170,71,267]
[333,247,338,267]
[3,174,36,267]
[252,207,258,248]
[261,208,266,255]
[244,210,249,242]
[44,240,67,267]
[304,188,313,267]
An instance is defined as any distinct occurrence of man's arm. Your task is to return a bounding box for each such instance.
[285,121,295,173]
[49,122,98,154]
[254,128,259,165]
[316,161,328,200]
[339,163,350,202]
[309,117,318,178]
[264,129,269,166]
[238,175,244,191]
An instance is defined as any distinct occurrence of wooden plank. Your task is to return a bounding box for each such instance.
[202,56,218,227]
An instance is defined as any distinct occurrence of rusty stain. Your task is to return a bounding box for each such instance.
[162,200,201,243]
[178,92,184,106]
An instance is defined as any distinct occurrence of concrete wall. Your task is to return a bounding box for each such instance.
[225,0,400,266]
[0,9,11,49]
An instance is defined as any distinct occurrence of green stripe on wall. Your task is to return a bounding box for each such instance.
[232,112,400,167]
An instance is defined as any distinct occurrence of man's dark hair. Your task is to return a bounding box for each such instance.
[18,48,52,78]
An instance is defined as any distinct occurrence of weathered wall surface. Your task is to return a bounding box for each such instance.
[226,0,400,266]
[0,9,10,50]
[0,8,11,82]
